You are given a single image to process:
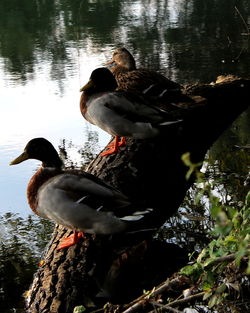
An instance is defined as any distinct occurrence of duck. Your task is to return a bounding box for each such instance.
[80,67,182,156]
[105,47,182,97]
[10,138,153,250]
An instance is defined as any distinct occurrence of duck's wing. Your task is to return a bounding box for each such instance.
[36,172,131,234]
[67,170,126,197]
[113,68,181,93]
[36,172,154,235]
[49,172,129,206]
[102,91,175,124]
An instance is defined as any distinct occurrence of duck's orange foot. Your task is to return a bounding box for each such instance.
[101,146,119,156]
[101,136,126,156]
[106,137,126,148]
[57,231,84,250]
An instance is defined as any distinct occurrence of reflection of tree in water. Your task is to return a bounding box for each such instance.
[58,127,100,169]
[0,0,249,88]
[0,213,54,313]
[78,128,100,168]
[0,0,121,89]
[207,109,250,201]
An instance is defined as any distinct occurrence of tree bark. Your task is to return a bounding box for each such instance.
[26,76,250,313]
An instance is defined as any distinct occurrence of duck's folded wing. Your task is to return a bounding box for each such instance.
[51,173,128,202]
[102,92,173,123]
[36,174,155,235]
[37,181,127,234]
[68,170,126,195]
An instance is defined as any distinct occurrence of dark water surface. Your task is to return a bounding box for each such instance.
[0,1,249,311]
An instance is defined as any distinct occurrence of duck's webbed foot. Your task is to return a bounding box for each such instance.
[101,136,126,156]
[57,231,84,250]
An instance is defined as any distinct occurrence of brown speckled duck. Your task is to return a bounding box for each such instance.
[10,138,152,250]
[105,47,181,96]
[80,68,182,156]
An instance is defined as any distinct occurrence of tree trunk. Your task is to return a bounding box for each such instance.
[26,76,250,313]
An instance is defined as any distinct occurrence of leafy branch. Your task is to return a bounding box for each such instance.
[180,153,250,309]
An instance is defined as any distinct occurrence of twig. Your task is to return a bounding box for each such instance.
[167,291,205,307]
[121,276,190,313]
[149,300,183,313]
[121,252,248,313]
[235,6,250,35]
[204,253,236,267]
[146,292,204,313]
[233,6,250,61]
[165,307,182,313]
[204,253,249,269]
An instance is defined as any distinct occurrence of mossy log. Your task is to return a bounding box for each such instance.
[26,76,250,313]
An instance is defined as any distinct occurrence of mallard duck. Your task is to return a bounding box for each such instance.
[105,47,181,96]
[10,138,152,250]
[80,68,182,156]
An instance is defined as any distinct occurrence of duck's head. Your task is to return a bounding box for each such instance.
[80,67,118,94]
[10,138,63,169]
[106,47,136,71]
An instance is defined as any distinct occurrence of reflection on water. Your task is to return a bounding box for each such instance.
[0,1,249,214]
[1,0,250,85]
[0,212,54,313]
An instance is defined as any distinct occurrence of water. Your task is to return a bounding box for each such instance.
[0,0,249,216]
[0,53,111,215]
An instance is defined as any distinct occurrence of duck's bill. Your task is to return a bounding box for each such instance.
[104,59,114,65]
[103,60,115,68]
[79,80,94,92]
[10,151,29,165]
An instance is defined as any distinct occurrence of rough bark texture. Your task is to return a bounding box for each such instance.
[26,76,250,313]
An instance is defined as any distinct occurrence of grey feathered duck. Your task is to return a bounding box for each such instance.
[80,68,182,156]
[10,138,152,250]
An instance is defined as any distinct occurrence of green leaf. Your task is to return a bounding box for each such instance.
[179,263,203,280]
[203,257,217,268]
[246,260,250,275]
[227,206,237,219]
[202,281,213,291]
[215,283,227,294]
[208,294,224,307]
[203,290,213,300]
[197,248,209,263]
[235,245,247,265]
[203,271,215,285]
[210,203,221,218]
[73,306,86,313]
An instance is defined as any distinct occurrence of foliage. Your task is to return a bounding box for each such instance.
[180,153,250,310]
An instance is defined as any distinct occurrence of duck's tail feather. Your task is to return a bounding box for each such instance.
[159,119,183,126]
[120,208,153,221]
